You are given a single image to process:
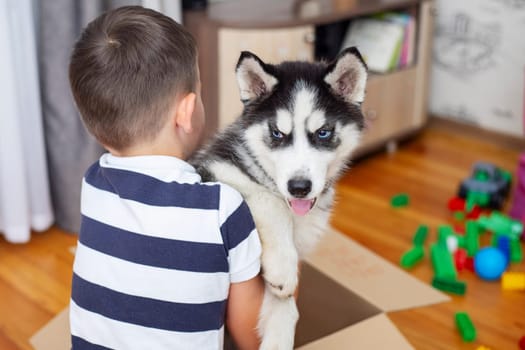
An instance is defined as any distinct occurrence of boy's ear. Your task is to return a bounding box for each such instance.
[175,92,196,133]
[235,51,278,104]
[324,47,368,105]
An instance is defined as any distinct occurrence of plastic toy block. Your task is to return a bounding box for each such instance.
[510,239,523,263]
[465,221,479,257]
[447,197,481,219]
[492,233,523,263]
[453,211,465,221]
[431,243,457,280]
[496,235,511,264]
[432,276,466,295]
[465,257,475,272]
[438,225,454,242]
[454,248,468,271]
[458,162,512,210]
[520,335,525,350]
[465,205,482,219]
[412,225,429,246]
[438,225,465,248]
[454,224,465,234]
[491,232,498,247]
[448,197,465,211]
[391,193,409,207]
[457,235,465,248]
[466,191,489,212]
[478,212,523,239]
[400,225,431,269]
[455,311,476,342]
[400,246,424,269]
[501,272,525,291]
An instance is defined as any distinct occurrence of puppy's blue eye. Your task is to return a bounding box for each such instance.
[317,129,333,140]
[271,129,284,139]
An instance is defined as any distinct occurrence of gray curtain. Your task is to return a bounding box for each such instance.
[38,0,139,233]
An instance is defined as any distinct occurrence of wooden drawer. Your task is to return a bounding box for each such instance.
[360,68,418,148]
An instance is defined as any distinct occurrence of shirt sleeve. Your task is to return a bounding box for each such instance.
[219,184,262,283]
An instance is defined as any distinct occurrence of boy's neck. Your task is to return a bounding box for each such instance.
[106,143,187,160]
[105,112,199,160]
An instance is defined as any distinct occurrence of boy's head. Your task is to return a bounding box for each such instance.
[69,6,202,155]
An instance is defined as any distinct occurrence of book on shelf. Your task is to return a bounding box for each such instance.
[340,12,416,73]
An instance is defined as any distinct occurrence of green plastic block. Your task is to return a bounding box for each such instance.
[491,232,503,247]
[466,191,489,211]
[473,169,490,181]
[478,212,523,239]
[432,276,466,295]
[501,169,512,184]
[465,221,479,257]
[453,211,465,221]
[438,225,454,243]
[401,246,424,269]
[413,225,429,246]
[391,193,409,207]
[456,235,466,248]
[431,243,457,280]
[510,239,523,263]
[455,312,476,342]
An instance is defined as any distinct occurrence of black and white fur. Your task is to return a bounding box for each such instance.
[191,47,368,350]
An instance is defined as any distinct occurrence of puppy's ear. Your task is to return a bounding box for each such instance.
[324,47,368,105]
[236,51,278,104]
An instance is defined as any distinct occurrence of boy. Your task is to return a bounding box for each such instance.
[68,6,264,350]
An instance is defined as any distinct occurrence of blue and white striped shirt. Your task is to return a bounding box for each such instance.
[70,154,262,350]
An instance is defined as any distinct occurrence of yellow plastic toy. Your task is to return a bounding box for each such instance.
[501,272,525,291]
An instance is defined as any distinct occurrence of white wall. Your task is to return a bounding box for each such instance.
[429,0,525,136]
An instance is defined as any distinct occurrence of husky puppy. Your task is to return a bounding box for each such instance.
[191,47,368,349]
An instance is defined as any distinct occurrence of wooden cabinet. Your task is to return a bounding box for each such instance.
[218,26,315,128]
[184,0,434,154]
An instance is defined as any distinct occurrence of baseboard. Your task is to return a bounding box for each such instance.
[428,116,525,151]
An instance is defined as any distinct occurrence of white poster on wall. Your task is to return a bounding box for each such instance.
[429,0,525,136]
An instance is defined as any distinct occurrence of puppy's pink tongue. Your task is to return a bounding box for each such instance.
[289,199,313,216]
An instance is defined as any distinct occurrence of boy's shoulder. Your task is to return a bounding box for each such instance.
[201,181,253,224]
[213,181,243,202]
[84,158,102,178]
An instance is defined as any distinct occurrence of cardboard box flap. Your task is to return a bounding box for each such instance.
[305,228,450,312]
[30,307,70,350]
[296,313,414,350]
[295,263,382,347]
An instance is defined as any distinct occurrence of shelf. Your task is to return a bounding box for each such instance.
[184,0,434,153]
[203,0,425,29]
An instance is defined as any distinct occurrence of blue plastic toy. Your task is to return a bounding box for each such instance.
[474,247,507,281]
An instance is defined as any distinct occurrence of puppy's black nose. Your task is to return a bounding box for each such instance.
[287,178,312,198]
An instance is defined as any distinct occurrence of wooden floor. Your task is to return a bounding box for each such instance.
[0,118,524,350]
[332,118,524,349]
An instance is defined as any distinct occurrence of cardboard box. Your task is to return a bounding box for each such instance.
[31,228,448,349]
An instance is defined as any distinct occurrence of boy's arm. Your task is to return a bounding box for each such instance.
[226,274,265,350]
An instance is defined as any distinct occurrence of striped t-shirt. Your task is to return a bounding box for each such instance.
[70,154,262,350]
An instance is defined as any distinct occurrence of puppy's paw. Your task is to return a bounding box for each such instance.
[258,296,298,350]
[259,332,294,350]
[262,253,298,298]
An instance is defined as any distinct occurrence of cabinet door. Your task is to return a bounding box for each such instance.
[360,68,418,148]
[218,26,315,129]
[357,1,434,155]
